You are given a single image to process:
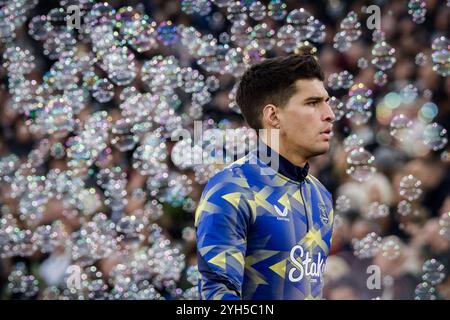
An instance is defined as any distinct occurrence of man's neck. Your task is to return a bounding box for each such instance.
[260,131,308,168]
[277,143,308,168]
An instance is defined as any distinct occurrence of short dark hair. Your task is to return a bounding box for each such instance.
[236,54,324,130]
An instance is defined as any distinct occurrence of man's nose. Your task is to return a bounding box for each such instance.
[323,102,336,123]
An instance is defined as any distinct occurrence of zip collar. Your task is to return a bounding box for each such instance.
[256,139,310,182]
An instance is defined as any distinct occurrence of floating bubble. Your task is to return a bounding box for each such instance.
[346,83,373,125]
[195,0,212,16]
[372,30,386,43]
[249,1,266,21]
[352,232,382,259]
[102,46,137,86]
[399,175,422,202]
[339,11,361,42]
[422,259,445,285]
[182,226,196,242]
[92,78,114,103]
[333,31,352,53]
[2,46,35,76]
[327,73,340,90]
[422,122,448,151]
[415,282,436,300]
[397,200,413,217]
[7,263,40,298]
[357,57,368,69]
[116,215,145,244]
[366,202,390,219]
[335,195,351,212]
[371,41,396,71]
[157,21,178,46]
[390,114,413,141]
[308,19,326,44]
[211,0,232,8]
[268,0,287,21]
[28,15,52,40]
[186,265,199,286]
[227,1,247,23]
[181,0,196,14]
[41,96,74,137]
[408,0,427,24]
[431,36,450,77]
[338,71,354,89]
[171,139,202,170]
[400,84,419,104]
[276,24,298,53]
[415,52,427,66]
[346,147,376,182]
[374,71,388,87]
[343,134,365,152]
[381,236,402,260]
[328,96,345,121]
[439,212,450,240]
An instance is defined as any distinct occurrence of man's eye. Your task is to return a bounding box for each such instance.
[308,101,320,106]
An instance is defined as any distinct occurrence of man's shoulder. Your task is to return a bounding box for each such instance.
[205,153,261,191]
[306,173,333,201]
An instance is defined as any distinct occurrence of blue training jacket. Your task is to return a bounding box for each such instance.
[195,143,334,300]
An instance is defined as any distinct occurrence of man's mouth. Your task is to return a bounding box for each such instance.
[320,127,333,140]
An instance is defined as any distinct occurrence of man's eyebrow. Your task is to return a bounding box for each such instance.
[303,95,330,102]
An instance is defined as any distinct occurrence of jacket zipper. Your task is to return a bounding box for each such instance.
[299,180,310,232]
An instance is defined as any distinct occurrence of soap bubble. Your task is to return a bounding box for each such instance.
[415,282,436,300]
[366,202,390,219]
[438,212,450,240]
[422,122,448,151]
[157,21,178,46]
[381,236,402,260]
[415,52,427,66]
[357,57,368,69]
[390,114,413,141]
[431,36,450,77]
[400,84,419,104]
[399,175,422,202]
[422,259,445,285]
[346,83,373,125]
[335,195,351,212]
[328,96,345,121]
[397,200,413,217]
[267,0,287,21]
[92,78,114,103]
[248,1,266,21]
[352,232,382,259]
[343,134,365,152]
[371,41,396,71]
[408,0,427,24]
[338,71,354,89]
[374,71,388,87]
[346,147,376,182]
[181,0,196,14]
[327,73,340,90]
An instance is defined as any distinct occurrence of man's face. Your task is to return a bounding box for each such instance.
[277,79,335,158]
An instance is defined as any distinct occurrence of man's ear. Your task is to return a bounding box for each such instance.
[262,104,281,129]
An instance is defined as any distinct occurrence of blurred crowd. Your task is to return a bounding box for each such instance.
[0,0,449,300]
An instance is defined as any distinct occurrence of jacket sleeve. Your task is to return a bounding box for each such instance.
[194,177,252,300]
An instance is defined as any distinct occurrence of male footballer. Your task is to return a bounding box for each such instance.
[195,54,336,300]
